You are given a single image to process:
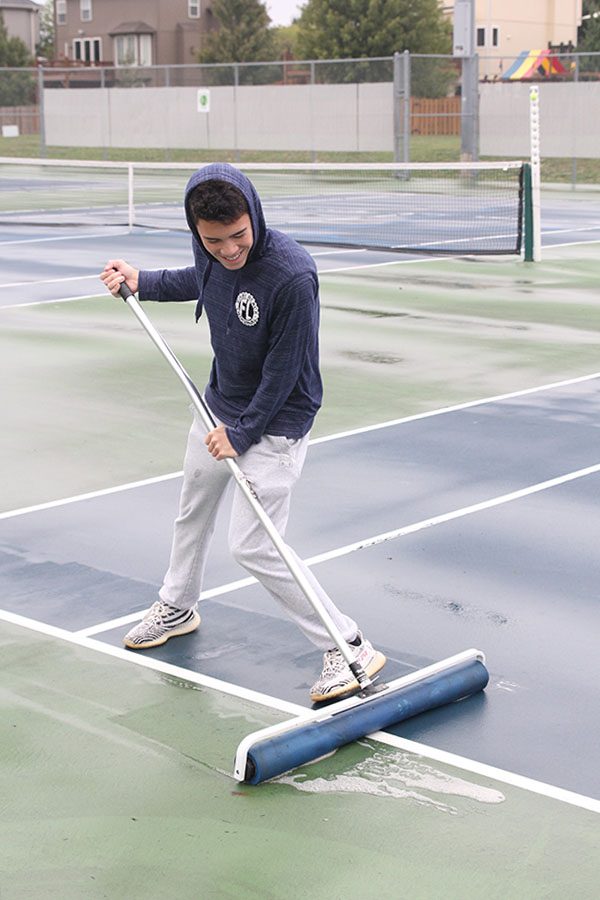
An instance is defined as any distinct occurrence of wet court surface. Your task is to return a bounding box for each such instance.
[2,377,599,801]
[2,196,600,897]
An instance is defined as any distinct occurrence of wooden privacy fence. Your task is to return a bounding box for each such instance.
[410,97,461,136]
[0,106,40,135]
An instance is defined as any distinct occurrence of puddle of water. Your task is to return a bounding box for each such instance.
[278,747,504,813]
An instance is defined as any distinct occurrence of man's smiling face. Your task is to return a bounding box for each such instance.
[196,213,254,270]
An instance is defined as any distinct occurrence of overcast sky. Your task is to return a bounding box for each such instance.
[266,0,305,27]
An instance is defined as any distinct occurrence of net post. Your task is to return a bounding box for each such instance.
[128,163,134,232]
[529,86,542,261]
[523,163,534,262]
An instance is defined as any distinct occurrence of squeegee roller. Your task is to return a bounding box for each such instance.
[244,658,488,784]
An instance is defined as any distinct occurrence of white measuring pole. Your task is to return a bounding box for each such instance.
[529,86,542,262]
[127,163,134,232]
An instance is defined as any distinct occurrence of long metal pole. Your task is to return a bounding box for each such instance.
[37,66,46,158]
[402,49,411,163]
[119,285,377,693]
[392,51,410,163]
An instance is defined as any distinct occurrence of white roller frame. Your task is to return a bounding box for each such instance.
[233,648,486,781]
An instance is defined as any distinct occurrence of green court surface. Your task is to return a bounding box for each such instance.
[1,621,598,900]
[2,243,600,512]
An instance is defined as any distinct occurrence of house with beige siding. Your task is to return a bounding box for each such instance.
[441,0,583,77]
[0,0,41,55]
[54,0,216,66]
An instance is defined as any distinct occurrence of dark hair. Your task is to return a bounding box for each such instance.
[188,180,249,224]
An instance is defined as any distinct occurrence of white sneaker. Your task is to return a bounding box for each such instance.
[310,632,386,703]
[123,601,200,650]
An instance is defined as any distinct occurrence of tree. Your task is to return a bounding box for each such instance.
[578,1,600,52]
[272,23,301,61]
[198,0,276,81]
[0,11,33,66]
[36,0,56,61]
[0,12,35,105]
[296,0,451,61]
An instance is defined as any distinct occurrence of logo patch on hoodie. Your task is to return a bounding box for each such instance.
[235,291,259,327]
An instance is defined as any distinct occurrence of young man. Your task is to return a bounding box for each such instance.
[100,162,385,702]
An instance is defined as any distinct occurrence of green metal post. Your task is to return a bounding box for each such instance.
[523,162,534,262]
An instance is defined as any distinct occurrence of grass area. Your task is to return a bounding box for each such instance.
[0,133,459,163]
[1,133,598,184]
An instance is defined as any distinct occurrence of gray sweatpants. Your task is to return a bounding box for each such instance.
[158,414,358,650]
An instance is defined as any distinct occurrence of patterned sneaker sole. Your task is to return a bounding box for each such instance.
[123,610,201,650]
[310,650,387,703]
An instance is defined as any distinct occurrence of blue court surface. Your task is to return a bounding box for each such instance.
[3,374,600,798]
[1,191,599,898]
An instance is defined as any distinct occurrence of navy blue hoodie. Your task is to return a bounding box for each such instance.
[138,163,323,455]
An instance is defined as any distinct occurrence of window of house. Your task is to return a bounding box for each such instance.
[138,35,152,66]
[80,0,92,23]
[73,37,102,63]
[57,0,67,25]
[114,34,153,67]
[189,0,200,18]
[476,27,485,47]
[492,27,499,47]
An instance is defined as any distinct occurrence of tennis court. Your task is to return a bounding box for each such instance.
[1,175,599,898]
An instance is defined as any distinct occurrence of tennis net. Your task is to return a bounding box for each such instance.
[0,158,528,255]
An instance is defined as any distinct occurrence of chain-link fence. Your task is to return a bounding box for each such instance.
[1,52,599,187]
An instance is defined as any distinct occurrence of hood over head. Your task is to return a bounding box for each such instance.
[184,163,267,266]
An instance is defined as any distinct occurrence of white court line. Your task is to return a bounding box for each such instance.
[0,471,183,521]
[0,267,191,310]
[0,608,299,716]
[321,256,446,274]
[74,459,600,640]
[0,254,440,310]
[549,238,600,249]
[0,606,598,813]
[320,233,600,271]
[78,576,257,637]
[543,225,600,235]
[2,369,599,521]
[1,232,596,308]
[0,252,434,311]
[367,732,600,814]
[311,369,600,444]
[0,273,100,289]
[310,248,367,257]
[0,230,131,247]
[1,292,106,309]
[305,461,600,565]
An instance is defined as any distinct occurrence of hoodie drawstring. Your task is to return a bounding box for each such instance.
[195,259,213,322]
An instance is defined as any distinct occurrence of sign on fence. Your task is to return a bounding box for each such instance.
[197,89,210,113]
